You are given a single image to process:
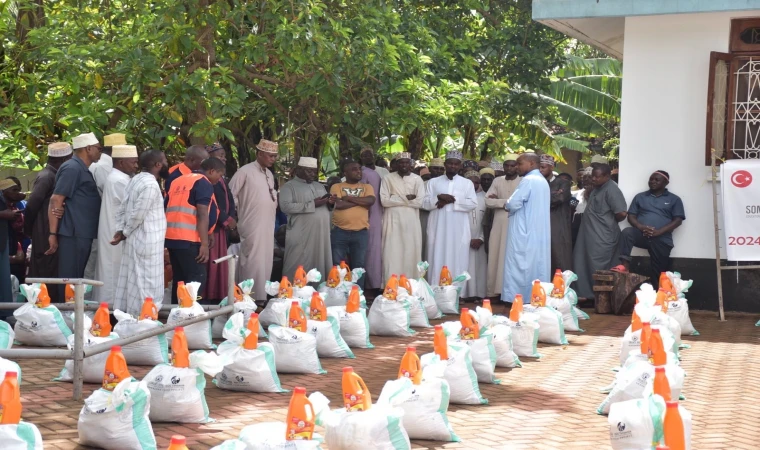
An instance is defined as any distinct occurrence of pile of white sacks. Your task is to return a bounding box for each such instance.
[601,275,697,450]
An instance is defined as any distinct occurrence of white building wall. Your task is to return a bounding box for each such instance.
[619,10,760,259]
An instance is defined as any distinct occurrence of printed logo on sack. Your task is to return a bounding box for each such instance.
[220,372,228,381]
[155,375,164,383]
[235,375,245,382]
[96,408,107,414]
[30,321,38,329]
[617,422,625,432]
[610,421,632,441]
[171,376,181,385]
[731,170,753,188]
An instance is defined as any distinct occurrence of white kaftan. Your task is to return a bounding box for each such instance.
[93,169,130,305]
[462,190,487,298]
[423,175,478,285]
[229,161,278,300]
[83,153,113,282]
[380,172,425,284]
[113,172,167,316]
[485,176,521,296]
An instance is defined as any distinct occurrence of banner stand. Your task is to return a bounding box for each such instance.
[711,150,760,321]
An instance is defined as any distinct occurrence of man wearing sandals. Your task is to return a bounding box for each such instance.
[611,170,685,288]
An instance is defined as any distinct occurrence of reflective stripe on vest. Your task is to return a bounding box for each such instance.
[165,173,218,243]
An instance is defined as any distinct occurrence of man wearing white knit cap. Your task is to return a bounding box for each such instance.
[94,145,138,305]
[279,156,334,281]
[24,143,73,301]
[47,132,102,299]
[422,150,478,285]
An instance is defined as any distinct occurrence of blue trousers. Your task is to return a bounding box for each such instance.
[330,227,368,289]
[57,235,93,301]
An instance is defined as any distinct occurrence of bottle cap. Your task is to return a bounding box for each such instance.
[483,299,491,303]
[145,297,153,302]
[351,285,358,290]
[294,386,306,394]
[515,294,523,299]
[665,401,679,408]
[462,307,469,313]
[111,346,122,352]
[391,274,397,277]
[434,324,442,330]
[175,326,184,332]
[178,281,185,285]
[655,367,665,373]
[341,260,346,264]
[5,371,17,378]
[652,328,661,334]
[342,367,353,373]
[170,435,186,444]
[406,346,416,352]
[100,302,109,308]
[292,300,299,305]
[251,312,258,318]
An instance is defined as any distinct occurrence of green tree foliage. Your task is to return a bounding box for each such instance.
[0,0,579,172]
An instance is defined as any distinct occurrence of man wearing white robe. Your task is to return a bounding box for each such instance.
[502,153,551,304]
[485,155,521,298]
[423,151,478,285]
[461,170,487,299]
[379,153,425,284]
[93,145,138,304]
[112,150,168,316]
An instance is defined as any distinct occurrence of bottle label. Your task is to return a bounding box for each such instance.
[287,417,314,440]
[290,319,304,330]
[103,370,122,390]
[400,369,416,379]
[459,326,476,340]
[310,310,322,321]
[550,287,564,298]
[344,393,365,411]
[90,324,102,337]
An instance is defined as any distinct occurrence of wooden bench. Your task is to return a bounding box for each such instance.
[593,270,650,315]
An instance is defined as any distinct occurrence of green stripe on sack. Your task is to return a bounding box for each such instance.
[437,381,461,442]
[386,414,411,450]
[360,311,374,348]
[195,367,212,423]
[45,306,73,338]
[261,345,287,392]
[328,316,354,358]
[16,422,40,450]
[129,382,158,449]
[456,344,487,405]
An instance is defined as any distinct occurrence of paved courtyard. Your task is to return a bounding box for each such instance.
[15,307,760,449]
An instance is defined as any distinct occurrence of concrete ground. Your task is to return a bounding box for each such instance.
[14,308,760,449]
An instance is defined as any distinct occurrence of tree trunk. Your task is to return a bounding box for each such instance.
[407,128,424,160]
[479,136,495,161]
[338,131,351,159]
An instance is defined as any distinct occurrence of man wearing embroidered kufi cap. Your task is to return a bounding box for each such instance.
[279,156,333,281]
[24,143,73,300]
[228,139,279,301]
[48,132,103,299]
[484,151,521,298]
[379,150,425,282]
[93,145,138,305]
[422,150,478,285]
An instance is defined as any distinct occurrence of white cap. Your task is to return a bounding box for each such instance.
[112,145,138,158]
[47,142,73,158]
[591,155,608,164]
[72,132,99,149]
[298,157,318,169]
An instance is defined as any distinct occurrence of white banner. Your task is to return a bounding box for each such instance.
[721,160,760,261]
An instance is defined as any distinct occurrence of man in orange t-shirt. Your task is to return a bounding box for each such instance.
[329,161,376,289]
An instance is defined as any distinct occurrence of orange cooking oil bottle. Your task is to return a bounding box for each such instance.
[663,401,685,450]
[171,327,190,368]
[383,274,399,300]
[243,313,260,350]
[285,387,315,441]
[509,295,523,322]
[550,269,565,298]
[640,322,652,357]
[398,346,422,385]
[91,302,112,337]
[65,284,75,303]
[0,371,21,424]
[340,260,352,281]
[279,276,293,298]
[167,435,189,450]
[103,346,131,390]
[309,292,326,321]
[439,266,453,286]
[140,297,158,321]
[649,328,667,366]
[459,308,479,340]
[342,367,371,412]
[482,299,492,313]
[36,283,51,307]
[655,289,668,307]
[659,272,673,292]
[530,280,546,307]
[233,285,244,302]
[294,265,307,288]
[346,285,361,313]
[288,301,307,332]
[177,281,194,307]
[326,266,341,288]
[656,446,671,450]
[433,325,448,360]
[399,274,412,295]
[653,366,671,401]
[631,309,643,332]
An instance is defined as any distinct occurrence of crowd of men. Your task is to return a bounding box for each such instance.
[0,133,687,317]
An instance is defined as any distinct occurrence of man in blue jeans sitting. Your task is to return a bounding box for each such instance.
[329,161,376,289]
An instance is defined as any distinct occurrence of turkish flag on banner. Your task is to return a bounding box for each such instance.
[721,160,760,261]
